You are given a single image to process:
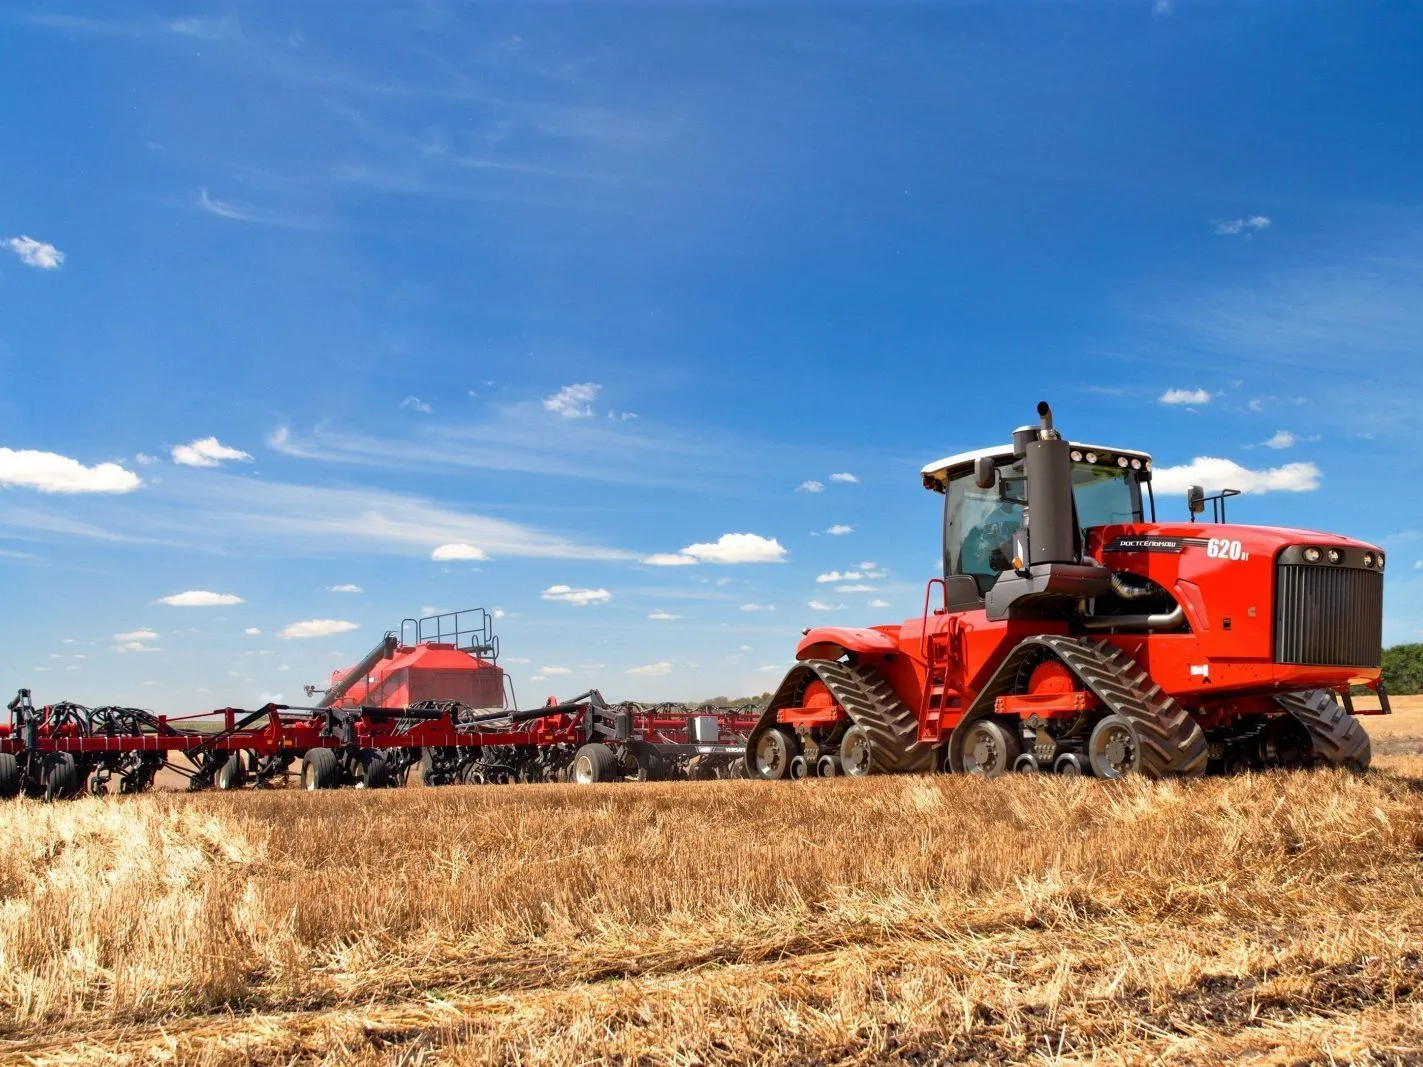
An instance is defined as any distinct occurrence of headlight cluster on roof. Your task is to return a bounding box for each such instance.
[1068,449,1149,471]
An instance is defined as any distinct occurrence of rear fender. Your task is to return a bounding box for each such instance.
[796,626,898,662]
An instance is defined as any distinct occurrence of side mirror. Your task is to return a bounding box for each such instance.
[973,456,997,490]
[1186,485,1206,518]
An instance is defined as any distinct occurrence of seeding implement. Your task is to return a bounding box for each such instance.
[2,610,756,798]
[748,401,1388,781]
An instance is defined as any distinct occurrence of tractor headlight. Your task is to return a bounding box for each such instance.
[1130,458,1143,470]
[1117,456,1130,468]
[1363,551,1376,568]
[1084,451,1098,463]
[1377,553,1386,571]
[1070,449,1083,462]
[1303,547,1323,563]
[1327,548,1343,565]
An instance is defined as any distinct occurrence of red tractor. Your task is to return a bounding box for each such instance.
[749,402,1385,779]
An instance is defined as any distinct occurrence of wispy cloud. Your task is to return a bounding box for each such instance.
[1159,388,1211,406]
[399,396,433,414]
[197,189,325,230]
[830,472,858,484]
[626,661,673,676]
[326,584,362,593]
[5,235,64,269]
[796,480,824,493]
[1214,215,1271,236]
[543,382,600,419]
[171,437,252,468]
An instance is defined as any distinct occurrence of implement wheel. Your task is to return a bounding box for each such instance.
[572,743,619,784]
[216,753,247,791]
[301,748,339,791]
[0,753,20,799]
[959,720,1021,778]
[356,749,390,789]
[751,727,799,780]
[1087,715,1141,779]
[42,752,80,801]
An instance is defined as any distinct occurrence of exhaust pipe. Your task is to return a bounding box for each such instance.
[1081,603,1185,632]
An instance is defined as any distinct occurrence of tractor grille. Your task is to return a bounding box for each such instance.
[1275,564,1383,668]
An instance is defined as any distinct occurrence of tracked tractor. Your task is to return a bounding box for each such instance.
[749,402,1386,780]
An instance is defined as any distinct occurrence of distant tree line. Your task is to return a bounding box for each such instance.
[1382,644,1423,696]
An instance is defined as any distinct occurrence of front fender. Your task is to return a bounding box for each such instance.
[796,626,899,662]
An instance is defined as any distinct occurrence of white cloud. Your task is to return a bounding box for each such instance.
[278,618,360,639]
[492,608,506,619]
[1264,430,1297,449]
[326,583,363,593]
[653,533,787,566]
[869,599,891,608]
[244,627,261,635]
[643,552,699,566]
[647,610,682,620]
[1152,457,1322,494]
[626,661,673,677]
[1248,399,1266,413]
[431,543,488,561]
[540,666,572,675]
[157,590,244,607]
[796,480,824,493]
[171,437,253,468]
[5,235,64,270]
[835,584,877,593]
[134,452,159,465]
[826,524,854,536]
[114,629,158,642]
[816,568,886,583]
[808,600,838,611]
[112,641,161,654]
[541,584,611,606]
[756,664,784,672]
[543,382,600,419]
[1214,216,1270,236]
[399,396,432,414]
[1159,388,1212,406]
[830,472,858,483]
[740,603,775,612]
[0,448,141,494]
[504,657,531,664]
[608,411,638,422]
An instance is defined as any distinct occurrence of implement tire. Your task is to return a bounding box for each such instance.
[301,748,340,791]
[571,743,619,784]
[42,752,80,801]
[0,753,19,799]
[216,753,247,791]
[357,748,390,789]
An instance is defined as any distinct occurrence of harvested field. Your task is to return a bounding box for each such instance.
[4,723,1423,1063]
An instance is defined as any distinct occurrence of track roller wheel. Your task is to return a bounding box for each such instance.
[572,743,619,784]
[0,753,20,799]
[1013,753,1040,775]
[751,727,800,780]
[727,756,749,779]
[356,749,390,789]
[817,754,841,778]
[1053,752,1086,777]
[216,753,247,791]
[959,719,1021,778]
[1087,715,1141,779]
[790,754,810,779]
[301,748,339,791]
[839,724,873,777]
[42,752,80,801]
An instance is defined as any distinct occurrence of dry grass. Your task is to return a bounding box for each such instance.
[4,736,1423,1063]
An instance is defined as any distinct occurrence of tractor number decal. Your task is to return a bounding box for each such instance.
[1205,538,1249,561]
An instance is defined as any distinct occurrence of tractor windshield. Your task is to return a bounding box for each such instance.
[1072,464,1142,528]
[945,462,1143,596]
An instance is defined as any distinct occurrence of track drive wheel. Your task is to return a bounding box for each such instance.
[839,724,873,777]
[356,748,390,789]
[216,753,247,791]
[301,748,339,791]
[1087,715,1141,779]
[0,752,21,798]
[959,719,1021,778]
[42,752,80,801]
[751,727,800,780]
[572,743,620,784]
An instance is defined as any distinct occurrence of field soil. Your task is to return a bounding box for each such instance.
[3,700,1423,1064]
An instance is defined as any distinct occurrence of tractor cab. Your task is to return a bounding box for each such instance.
[920,436,1153,613]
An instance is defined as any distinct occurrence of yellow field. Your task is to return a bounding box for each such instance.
[4,709,1423,1065]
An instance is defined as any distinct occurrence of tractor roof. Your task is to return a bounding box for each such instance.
[920,440,1153,492]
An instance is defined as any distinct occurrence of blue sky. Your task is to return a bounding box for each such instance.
[2,2,1421,710]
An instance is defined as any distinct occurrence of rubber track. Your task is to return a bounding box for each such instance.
[956,636,1208,778]
[750,661,934,774]
[1275,690,1372,771]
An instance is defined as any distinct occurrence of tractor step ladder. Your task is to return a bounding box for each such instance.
[918,580,962,744]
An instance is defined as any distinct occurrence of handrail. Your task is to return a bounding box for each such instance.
[919,578,948,661]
